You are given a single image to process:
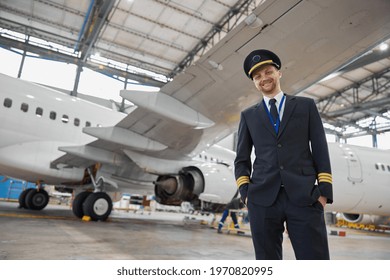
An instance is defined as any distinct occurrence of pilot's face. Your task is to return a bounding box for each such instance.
[252,64,282,97]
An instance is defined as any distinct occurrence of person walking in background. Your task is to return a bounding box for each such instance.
[217,197,245,233]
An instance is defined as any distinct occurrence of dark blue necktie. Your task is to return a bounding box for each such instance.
[269,98,279,127]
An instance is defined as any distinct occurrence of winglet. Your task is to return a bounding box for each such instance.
[120,90,215,129]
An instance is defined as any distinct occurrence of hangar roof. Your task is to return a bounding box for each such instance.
[0,0,261,86]
[302,42,390,139]
[0,0,389,140]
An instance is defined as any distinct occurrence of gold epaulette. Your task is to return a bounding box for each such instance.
[236,176,250,188]
[318,172,332,184]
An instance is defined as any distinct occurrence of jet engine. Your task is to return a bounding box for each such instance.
[154,163,236,211]
[154,166,204,207]
[340,213,390,226]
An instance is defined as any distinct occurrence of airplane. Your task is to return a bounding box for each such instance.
[0,72,238,219]
[325,143,390,226]
[1,0,390,223]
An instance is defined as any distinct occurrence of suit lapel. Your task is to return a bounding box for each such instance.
[278,95,297,138]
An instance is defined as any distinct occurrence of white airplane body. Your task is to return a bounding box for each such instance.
[0,73,238,218]
[326,144,390,225]
[0,0,390,223]
[0,74,124,184]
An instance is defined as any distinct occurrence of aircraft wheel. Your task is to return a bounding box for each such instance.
[18,188,34,209]
[72,191,91,218]
[25,189,49,210]
[82,192,112,221]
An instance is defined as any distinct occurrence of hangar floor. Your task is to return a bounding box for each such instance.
[0,201,389,260]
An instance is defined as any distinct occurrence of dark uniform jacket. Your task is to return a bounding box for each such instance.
[234,94,333,207]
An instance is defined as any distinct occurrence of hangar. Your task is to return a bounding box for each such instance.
[0,0,390,261]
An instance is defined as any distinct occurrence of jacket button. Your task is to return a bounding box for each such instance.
[280,166,284,170]
[277,143,282,148]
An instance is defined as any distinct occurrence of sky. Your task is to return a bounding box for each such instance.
[1,47,389,150]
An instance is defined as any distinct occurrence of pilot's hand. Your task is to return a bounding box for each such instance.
[239,184,248,205]
[318,196,327,208]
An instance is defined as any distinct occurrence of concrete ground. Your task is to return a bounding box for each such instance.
[0,200,389,260]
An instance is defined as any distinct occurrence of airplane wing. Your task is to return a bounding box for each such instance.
[52,0,390,172]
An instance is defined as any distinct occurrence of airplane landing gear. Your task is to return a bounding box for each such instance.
[18,188,49,210]
[72,191,112,221]
[71,166,114,221]
[83,192,112,221]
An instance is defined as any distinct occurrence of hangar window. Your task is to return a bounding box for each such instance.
[50,111,56,120]
[85,121,91,127]
[74,118,80,127]
[62,114,69,123]
[21,103,28,112]
[35,107,43,117]
[3,98,12,108]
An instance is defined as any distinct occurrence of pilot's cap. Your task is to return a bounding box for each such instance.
[243,49,281,79]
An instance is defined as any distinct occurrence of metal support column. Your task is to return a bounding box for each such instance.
[71,61,83,96]
[17,34,29,78]
[371,118,378,148]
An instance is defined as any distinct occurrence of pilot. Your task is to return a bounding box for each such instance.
[234,49,333,260]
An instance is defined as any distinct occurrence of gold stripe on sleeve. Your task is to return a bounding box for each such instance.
[318,172,332,184]
[236,176,250,188]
